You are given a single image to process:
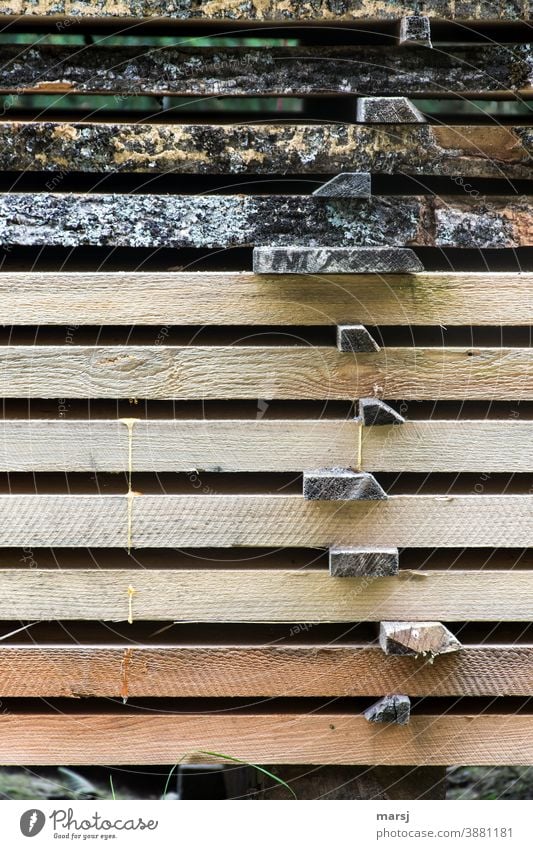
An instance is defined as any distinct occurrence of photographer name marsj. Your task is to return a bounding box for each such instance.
[49,808,159,838]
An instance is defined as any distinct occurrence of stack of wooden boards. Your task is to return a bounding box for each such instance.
[0,0,530,799]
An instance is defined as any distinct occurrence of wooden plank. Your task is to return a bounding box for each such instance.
[0,194,530,249]
[0,272,529,326]
[2,123,531,178]
[0,346,530,400]
[0,419,360,472]
[0,495,530,549]
[0,568,530,619]
[2,420,530,473]
[1,45,529,99]
[0,712,530,766]
[1,644,529,697]
[0,1,528,23]
[362,421,533,472]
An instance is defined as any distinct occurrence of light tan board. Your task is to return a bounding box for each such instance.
[0,419,360,472]
[0,419,531,472]
[0,713,531,766]
[0,644,530,698]
[1,123,531,178]
[0,495,530,549]
[0,0,528,22]
[0,272,531,326]
[362,420,533,472]
[0,568,530,620]
[0,346,531,399]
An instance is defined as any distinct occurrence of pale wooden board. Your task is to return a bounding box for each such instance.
[0,272,530,326]
[0,45,530,99]
[0,419,530,472]
[0,495,530,549]
[1,123,531,178]
[0,346,530,399]
[0,0,527,22]
[0,419,360,472]
[362,420,533,472]
[0,644,530,698]
[0,713,530,766]
[0,194,530,249]
[0,568,530,620]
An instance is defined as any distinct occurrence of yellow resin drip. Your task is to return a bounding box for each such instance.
[127,585,138,625]
[119,418,140,553]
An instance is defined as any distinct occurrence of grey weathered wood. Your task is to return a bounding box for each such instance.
[313,173,371,198]
[359,398,406,426]
[337,325,380,353]
[357,97,426,123]
[303,470,387,501]
[253,247,424,273]
[329,547,399,577]
[379,621,463,657]
[0,194,530,249]
[0,1,528,22]
[364,695,411,725]
[0,44,529,99]
[399,15,432,46]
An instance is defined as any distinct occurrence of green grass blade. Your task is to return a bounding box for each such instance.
[198,750,297,799]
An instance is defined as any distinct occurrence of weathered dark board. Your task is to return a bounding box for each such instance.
[3,123,531,178]
[0,194,530,248]
[0,1,528,22]
[1,44,530,98]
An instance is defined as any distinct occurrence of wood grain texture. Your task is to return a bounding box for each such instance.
[0,194,530,249]
[0,0,527,22]
[0,419,361,472]
[2,123,531,178]
[0,272,530,326]
[362,420,533,472]
[0,346,530,400]
[1,644,529,697]
[0,45,529,99]
[2,419,529,472]
[0,568,531,619]
[0,713,531,766]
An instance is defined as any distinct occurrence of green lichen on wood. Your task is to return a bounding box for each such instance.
[0,193,529,248]
[3,122,532,178]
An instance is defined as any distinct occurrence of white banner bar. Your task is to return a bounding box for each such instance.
[1,799,530,848]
